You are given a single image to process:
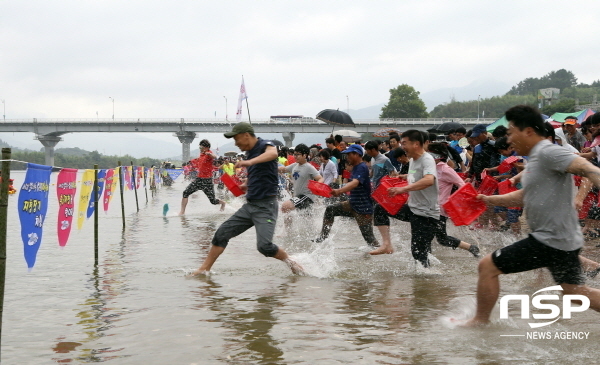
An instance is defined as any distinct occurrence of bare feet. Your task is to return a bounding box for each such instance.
[370,245,394,255]
[178,212,185,216]
[455,318,489,327]
[219,200,226,211]
[285,258,307,276]
[187,269,210,277]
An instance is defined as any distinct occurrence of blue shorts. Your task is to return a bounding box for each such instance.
[494,206,522,224]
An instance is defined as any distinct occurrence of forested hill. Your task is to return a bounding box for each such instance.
[429,69,600,118]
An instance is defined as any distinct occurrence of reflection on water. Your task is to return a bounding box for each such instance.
[192,277,286,363]
[3,171,600,363]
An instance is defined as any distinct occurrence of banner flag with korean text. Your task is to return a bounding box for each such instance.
[124,166,133,190]
[103,168,116,211]
[77,169,94,230]
[18,163,52,270]
[136,166,142,189]
[111,167,120,202]
[165,168,184,181]
[155,168,161,184]
[86,169,106,219]
[236,76,248,123]
[56,168,77,247]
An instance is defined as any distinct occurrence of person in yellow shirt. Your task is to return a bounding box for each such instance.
[220,158,235,176]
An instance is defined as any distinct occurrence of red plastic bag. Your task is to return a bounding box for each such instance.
[477,175,498,196]
[308,180,332,198]
[221,173,244,197]
[371,176,408,215]
[443,183,487,226]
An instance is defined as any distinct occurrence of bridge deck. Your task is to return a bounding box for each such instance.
[2,118,498,135]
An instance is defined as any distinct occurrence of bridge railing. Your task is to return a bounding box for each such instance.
[4,117,499,125]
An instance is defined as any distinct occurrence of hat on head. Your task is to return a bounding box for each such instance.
[224,122,254,138]
[341,144,364,156]
[564,119,577,126]
[470,124,489,138]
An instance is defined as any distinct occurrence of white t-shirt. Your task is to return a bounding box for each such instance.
[319,160,338,185]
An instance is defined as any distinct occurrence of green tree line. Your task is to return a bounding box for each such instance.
[381,69,599,119]
[3,146,162,170]
[429,94,538,119]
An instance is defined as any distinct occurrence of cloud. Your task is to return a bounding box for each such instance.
[2,0,599,122]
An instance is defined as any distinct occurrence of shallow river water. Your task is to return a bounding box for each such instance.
[3,171,600,364]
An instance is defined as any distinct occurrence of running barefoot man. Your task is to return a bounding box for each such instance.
[179,139,226,215]
[374,130,440,267]
[463,105,600,327]
[363,140,397,255]
[190,123,304,276]
[313,144,380,247]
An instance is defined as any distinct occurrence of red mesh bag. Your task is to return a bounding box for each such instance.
[443,183,487,226]
[308,180,332,198]
[477,175,498,196]
[497,156,519,174]
[371,177,408,215]
[497,179,517,195]
[221,173,244,197]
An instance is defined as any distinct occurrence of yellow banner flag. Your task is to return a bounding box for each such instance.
[77,169,94,230]
[109,167,119,203]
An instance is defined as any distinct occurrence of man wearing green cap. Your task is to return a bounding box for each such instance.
[190,122,305,276]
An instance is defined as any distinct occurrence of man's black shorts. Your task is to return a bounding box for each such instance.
[291,195,314,210]
[491,234,584,285]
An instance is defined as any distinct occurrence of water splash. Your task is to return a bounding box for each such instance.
[290,237,339,279]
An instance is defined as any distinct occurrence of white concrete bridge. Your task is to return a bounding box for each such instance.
[2,117,497,165]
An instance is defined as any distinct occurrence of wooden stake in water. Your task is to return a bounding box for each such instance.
[118,161,125,230]
[0,148,12,360]
[131,161,139,212]
[93,164,99,266]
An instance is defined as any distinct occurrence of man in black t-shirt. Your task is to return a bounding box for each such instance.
[325,137,342,162]
[190,122,304,276]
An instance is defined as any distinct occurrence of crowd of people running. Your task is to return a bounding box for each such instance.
[180,105,600,326]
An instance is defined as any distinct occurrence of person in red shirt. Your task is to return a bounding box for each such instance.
[179,139,226,215]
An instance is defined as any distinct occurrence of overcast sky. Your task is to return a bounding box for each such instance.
[3,0,600,120]
[2,1,599,156]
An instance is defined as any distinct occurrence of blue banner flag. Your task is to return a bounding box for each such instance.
[18,163,52,270]
[86,169,106,219]
[165,168,184,181]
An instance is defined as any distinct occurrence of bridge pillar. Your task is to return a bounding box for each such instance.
[282,132,295,147]
[175,131,197,163]
[36,134,62,167]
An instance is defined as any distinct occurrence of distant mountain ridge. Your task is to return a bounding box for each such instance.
[1,78,514,160]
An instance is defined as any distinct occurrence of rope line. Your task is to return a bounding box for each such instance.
[0,159,156,170]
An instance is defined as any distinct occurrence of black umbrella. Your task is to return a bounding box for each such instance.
[316,109,355,127]
[427,121,464,134]
[269,139,284,146]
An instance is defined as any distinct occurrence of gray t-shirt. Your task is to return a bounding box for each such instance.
[407,152,440,219]
[522,139,582,251]
[286,162,320,200]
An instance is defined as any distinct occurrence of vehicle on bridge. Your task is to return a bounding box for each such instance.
[269,115,315,123]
